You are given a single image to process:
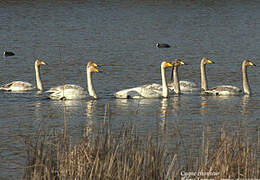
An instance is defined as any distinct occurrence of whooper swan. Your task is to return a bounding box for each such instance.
[0,59,47,91]
[46,61,100,100]
[168,60,199,93]
[113,61,174,99]
[203,59,256,96]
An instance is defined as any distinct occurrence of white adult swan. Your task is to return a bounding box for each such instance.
[46,61,100,100]
[0,59,47,91]
[203,59,256,96]
[113,61,174,99]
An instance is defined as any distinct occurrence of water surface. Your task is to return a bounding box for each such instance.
[0,0,259,178]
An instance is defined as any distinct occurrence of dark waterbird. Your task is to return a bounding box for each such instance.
[3,51,15,56]
[156,43,170,48]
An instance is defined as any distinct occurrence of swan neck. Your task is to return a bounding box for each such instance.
[87,70,97,99]
[242,64,251,94]
[35,64,43,91]
[161,66,168,98]
[173,66,180,94]
[201,62,208,91]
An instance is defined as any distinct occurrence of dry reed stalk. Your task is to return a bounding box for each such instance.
[23,122,259,180]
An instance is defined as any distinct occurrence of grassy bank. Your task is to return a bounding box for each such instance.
[22,122,259,179]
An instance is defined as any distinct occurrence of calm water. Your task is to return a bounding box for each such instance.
[0,0,260,178]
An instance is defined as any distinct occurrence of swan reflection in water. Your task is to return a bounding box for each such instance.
[241,95,250,115]
[159,98,168,138]
[85,100,97,118]
[114,98,161,115]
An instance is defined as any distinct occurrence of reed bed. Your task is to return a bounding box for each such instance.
[22,123,259,180]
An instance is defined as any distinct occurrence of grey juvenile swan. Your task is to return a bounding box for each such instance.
[203,59,256,96]
[168,59,188,94]
[0,59,47,91]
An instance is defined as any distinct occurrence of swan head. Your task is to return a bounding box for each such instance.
[87,61,101,73]
[243,60,256,67]
[201,57,215,65]
[172,59,187,67]
[35,59,47,66]
[161,61,173,69]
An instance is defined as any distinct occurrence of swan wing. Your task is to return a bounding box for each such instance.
[180,81,199,92]
[47,84,87,100]
[168,80,199,93]
[114,84,161,99]
[0,81,34,91]
[203,85,242,96]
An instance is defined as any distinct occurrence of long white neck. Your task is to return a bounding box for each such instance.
[87,69,97,99]
[242,63,251,95]
[173,65,180,94]
[161,65,168,98]
[35,63,43,91]
[201,61,208,91]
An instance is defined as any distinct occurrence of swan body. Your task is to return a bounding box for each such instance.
[168,80,199,92]
[203,60,256,96]
[0,59,47,91]
[114,83,163,99]
[0,81,35,91]
[47,84,87,100]
[114,61,173,99]
[204,85,242,96]
[47,61,100,100]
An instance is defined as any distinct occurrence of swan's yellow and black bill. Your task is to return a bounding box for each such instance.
[172,59,187,66]
[167,62,173,67]
[94,68,100,72]
[248,61,256,66]
[40,61,47,65]
[180,61,188,65]
[207,59,215,64]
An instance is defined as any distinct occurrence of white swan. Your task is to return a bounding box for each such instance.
[203,59,256,96]
[47,61,100,100]
[113,61,173,99]
[139,59,188,95]
[0,59,47,91]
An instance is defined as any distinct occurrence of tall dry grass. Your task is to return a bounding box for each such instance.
[22,123,259,180]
